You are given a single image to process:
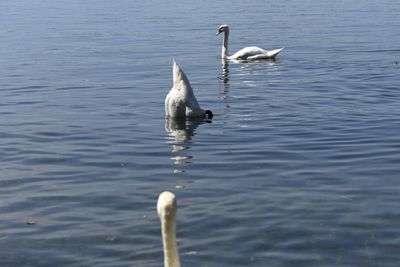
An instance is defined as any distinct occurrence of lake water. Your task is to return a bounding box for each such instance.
[1,0,400,266]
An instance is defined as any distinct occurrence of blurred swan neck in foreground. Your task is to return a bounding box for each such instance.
[158,192,180,267]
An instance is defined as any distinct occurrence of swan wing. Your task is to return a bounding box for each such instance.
[229,47,284,60]
[247,47,284,60]
[229,46,268,60]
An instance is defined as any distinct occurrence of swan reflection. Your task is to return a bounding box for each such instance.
[165,117,210,144]
[218,59,230,94]
[165,117,211,166]
[219,58,281,95]
[221,59,282,84]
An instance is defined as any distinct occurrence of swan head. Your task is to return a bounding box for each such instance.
[157,191,177,220]
[205,110,213,119]
[216,24,229,35]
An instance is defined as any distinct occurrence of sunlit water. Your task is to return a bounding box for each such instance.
[1,0,400,266]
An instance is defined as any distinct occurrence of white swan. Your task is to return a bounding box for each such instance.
[165,59,213,119]
[216,24,284,60]
[157,191,180,267]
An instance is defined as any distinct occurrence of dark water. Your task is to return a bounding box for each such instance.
[1,0,400,266]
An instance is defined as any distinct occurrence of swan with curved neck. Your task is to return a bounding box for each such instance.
[216,24,284,60]
[165,59,213,119]
[157,191,180,267]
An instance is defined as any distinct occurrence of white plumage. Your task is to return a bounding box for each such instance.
[157,191,180,267]
[165,59,213,119]
[216,24,284,60]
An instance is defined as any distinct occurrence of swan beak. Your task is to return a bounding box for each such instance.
[216,31,221,36]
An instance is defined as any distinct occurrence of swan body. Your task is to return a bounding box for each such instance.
[158,191,180,267]
[217,24,284,60]
[165,59,213,119]
[230,46,285,60]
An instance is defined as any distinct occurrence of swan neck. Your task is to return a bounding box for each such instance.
[222,30,229,59]
[161,215,180,267]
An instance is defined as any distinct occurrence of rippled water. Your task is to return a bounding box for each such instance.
[1,0,400,266]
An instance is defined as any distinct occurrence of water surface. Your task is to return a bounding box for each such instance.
[1,0,400,266]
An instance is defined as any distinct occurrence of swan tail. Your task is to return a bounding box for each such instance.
[172,59,192,89]
[171,59,199,109]
[172,58,181,86]
[267,47,284,58]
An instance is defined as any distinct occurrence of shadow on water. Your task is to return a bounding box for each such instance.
[165,116,211,166]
